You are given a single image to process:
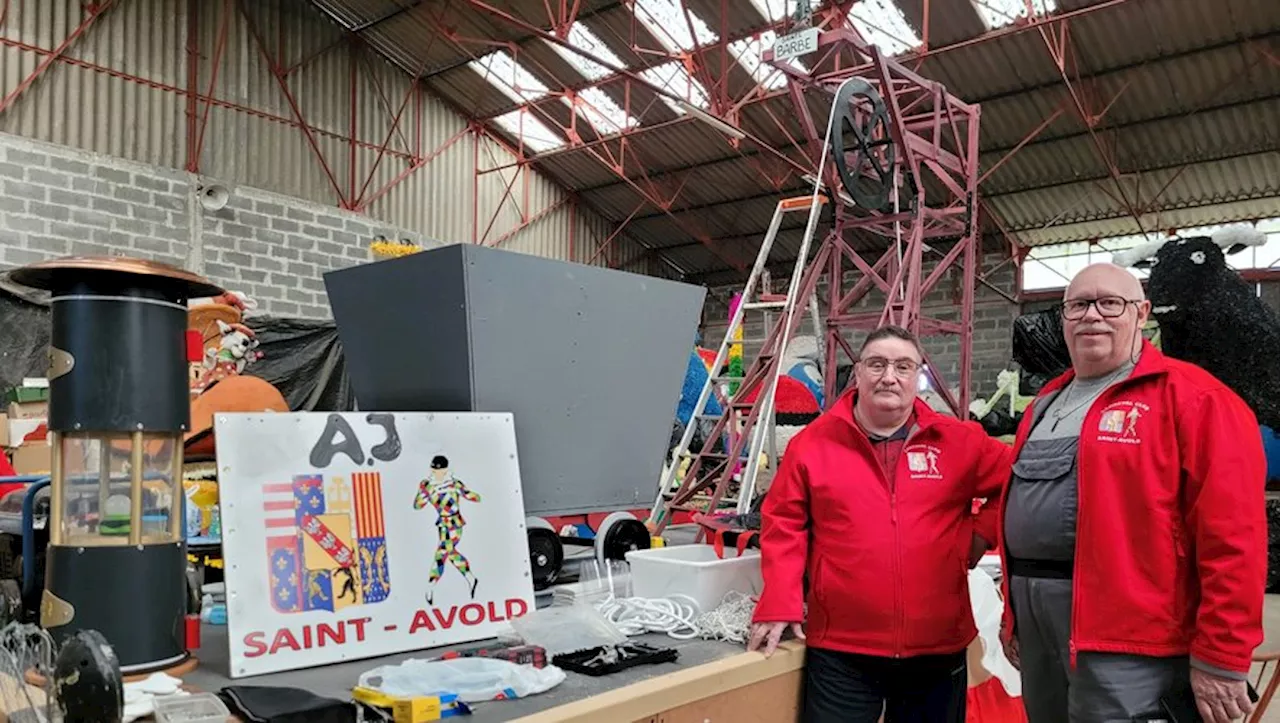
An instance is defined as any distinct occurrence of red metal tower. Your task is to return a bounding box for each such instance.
[651,16,983,531]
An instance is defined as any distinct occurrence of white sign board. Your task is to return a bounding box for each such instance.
[774,27,820,62]
[215,412,535,677]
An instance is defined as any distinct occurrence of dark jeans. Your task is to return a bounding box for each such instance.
[803,647,968,723]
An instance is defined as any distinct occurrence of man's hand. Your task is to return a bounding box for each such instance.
[1191,667,1254,723]
[747,621,805,657]
[968,533,990,569]
[1002,634,1020,670]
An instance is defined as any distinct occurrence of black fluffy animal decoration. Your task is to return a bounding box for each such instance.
[1113,224,1280,429]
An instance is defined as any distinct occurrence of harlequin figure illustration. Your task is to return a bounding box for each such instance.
[413,455,482,605]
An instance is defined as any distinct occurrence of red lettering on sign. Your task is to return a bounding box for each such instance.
[269,628,301,655]
[409,609,435,634]
[243,632,268,658]
[317,622,345,647]
[407,598,531,636]
[506,598,529,619]
[459,604,484,625]
[241,616,376,658]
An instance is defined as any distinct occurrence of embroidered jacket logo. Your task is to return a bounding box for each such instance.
[905,445,943,480]
[1097,401,1148,445]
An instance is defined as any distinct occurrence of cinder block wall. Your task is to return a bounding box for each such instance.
[0,132,429,318]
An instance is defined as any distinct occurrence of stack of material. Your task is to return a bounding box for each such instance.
[1,379,50,479]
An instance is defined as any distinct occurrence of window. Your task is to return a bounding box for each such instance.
[492,108,566,153]
[849,0,922,57]
[1018,219,1280,293]
[469,51,549,103]
[746,0,789,22]
[547,23,626,81]
[633,0,717,52]
[565,87,638,135]
[972,0,1058,30]
[640,61,711,113]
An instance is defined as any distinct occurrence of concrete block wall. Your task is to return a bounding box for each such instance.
[701,247,1022,401]
[0,132,429,318]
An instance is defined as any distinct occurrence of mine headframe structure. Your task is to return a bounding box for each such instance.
[648,23,984,533]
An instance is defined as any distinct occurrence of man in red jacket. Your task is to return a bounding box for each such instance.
[998,263,1265,723]
[748,325,1013,722]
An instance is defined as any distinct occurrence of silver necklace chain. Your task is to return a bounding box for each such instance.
[1049,365,1130,428]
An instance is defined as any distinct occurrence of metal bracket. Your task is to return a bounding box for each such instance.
[40,589,75,628]
[48,346,75,381]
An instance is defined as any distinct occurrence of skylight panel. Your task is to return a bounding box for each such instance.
[547,23,626,81]
[747,0,789,23]
[849,0,922,57]
[565,87,639,135]
[972,0,1058,30]
[469,50,550,103]
[730,30,807,92]
[640,62,710,114]
[491,109,566,153]
[633,0,718,52]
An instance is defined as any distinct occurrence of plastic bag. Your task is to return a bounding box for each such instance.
[968,567,1020,697]
[509,601,628,656]
[357,657,566,703]
[1011,310,1071,378]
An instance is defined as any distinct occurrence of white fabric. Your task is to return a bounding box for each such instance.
[969,566,1021,696]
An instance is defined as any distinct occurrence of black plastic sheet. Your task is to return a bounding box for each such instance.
[1012,309,1072,378]
[0,285,353,412]
[243,317,354,412]
[0,284,50,395]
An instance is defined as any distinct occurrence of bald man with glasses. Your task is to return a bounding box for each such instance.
[996,263,1266,722]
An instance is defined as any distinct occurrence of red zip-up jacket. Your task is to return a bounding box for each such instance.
[753,392,1013,657]
[997,341,1267,673]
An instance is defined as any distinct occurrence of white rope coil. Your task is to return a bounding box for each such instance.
[596,594,702,640]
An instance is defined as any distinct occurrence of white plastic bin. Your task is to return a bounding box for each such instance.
[626,544,762,614]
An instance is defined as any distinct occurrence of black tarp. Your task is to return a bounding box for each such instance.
[0,284,353,412]
[1012,308,1072,379]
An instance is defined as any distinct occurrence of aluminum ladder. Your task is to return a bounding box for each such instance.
[649,192,828,533]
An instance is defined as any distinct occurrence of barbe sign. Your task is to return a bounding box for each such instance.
[774,27,819,62]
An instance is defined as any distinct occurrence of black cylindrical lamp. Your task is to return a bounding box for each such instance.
[8,256,223,674]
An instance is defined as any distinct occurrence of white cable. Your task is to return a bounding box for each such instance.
[595,594,702,640]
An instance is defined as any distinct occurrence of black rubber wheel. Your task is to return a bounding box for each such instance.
[599,518,651,562]
[0,533,17,580]
[527,528,564,590]
[54,628,124,723]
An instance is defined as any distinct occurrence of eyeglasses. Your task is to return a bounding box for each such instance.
[1060,296,1140,320]
[860,357,920,377]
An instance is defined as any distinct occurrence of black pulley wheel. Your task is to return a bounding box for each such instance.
[54,629,124,723]
[527,528,564,590]
[829,77,896,211]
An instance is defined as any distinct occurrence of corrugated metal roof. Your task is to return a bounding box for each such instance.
[305,0,1280,279]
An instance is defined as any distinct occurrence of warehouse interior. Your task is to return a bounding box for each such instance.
[0,0,1278,720]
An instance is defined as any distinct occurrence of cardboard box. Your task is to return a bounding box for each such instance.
[7,401,47,420]
[0,414,8,448]
[7,418,44,447]
[10,443,51,475]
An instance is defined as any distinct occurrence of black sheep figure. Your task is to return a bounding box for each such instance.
[1113,225,1280,430]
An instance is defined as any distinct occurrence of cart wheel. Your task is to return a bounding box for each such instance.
[54,629,123,723]
[594,511,651,566]
[0,580,20,625]
[526,518,563,590]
